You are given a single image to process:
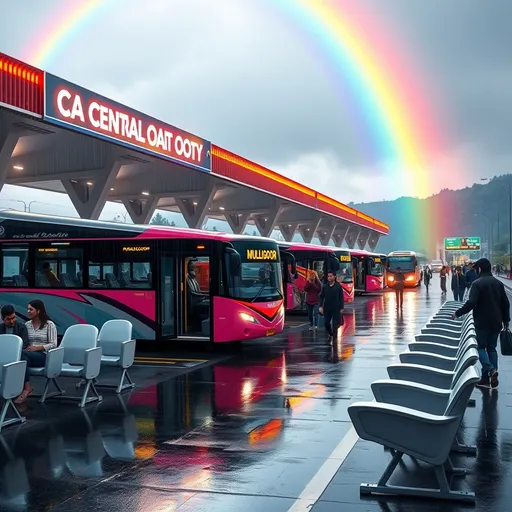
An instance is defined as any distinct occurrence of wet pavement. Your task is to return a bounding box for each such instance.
[0,278,511,511]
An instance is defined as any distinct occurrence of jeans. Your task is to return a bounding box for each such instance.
[324,309,341,337]
[306,303,319,327]
[453,288,465,301]
[21,350,47,384]
[395,287,404,306]
[474,329,500,379]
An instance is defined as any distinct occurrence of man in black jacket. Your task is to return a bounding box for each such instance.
[319,270,344,341]
[0,304,29,348]
[451,266,466,301]
[452,258,510,388]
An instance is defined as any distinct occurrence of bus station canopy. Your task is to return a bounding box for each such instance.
[0,53,388,249]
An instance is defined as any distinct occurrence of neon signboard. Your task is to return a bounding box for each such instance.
[44,74,211,172]
[444,237,481,251]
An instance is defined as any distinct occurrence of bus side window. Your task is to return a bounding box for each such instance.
[88,244,152,289]
[35,245,83,288]
[1,245,29,287]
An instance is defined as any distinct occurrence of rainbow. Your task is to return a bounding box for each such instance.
[272,0,452,198]
[20,0,113,70]
[17,0,455,252]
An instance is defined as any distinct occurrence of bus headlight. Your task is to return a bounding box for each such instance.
[240,312,260,324]
[388,276,394,282]
[406,276,414,282]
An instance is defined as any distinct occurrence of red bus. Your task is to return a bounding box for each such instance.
[0,210,284,343]
[350,249,386,294]
[278,242,340,312]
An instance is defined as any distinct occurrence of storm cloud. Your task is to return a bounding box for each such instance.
[1,0,512,204]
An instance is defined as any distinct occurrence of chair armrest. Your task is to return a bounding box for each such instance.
[1,361,27,400]
[422,327,460,335]
[408,342,459,357]
[45,347,64,378]
[371,379,451,416]
[387,363,455,389]
[348,401,461,465]
[84,347,102,380]
[399,351,457,371]
[120,339,136,368]
[415,334,461,346]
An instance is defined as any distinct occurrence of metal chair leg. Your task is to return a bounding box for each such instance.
[0,400,26,433]
[38,378,65,404]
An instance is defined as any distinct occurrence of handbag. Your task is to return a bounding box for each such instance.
[499,328,512,356]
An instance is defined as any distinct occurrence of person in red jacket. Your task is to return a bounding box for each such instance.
[304,270,322,332]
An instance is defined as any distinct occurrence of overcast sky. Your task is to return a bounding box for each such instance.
[1,0,511,219]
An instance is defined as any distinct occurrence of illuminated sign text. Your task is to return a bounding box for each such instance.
[246,249,278,261]
[44,74,211,172]
[339,255,351,262]
[122,246,150,252]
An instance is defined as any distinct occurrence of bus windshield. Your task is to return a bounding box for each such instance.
[370,257,383,276]
[388,256,415,272]
[335,252,353,283]
[225,241,283,302]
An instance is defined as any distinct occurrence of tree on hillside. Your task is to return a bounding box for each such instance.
[151,212,174,226]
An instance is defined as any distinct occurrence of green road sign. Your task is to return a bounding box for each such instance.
[444,237,481,251]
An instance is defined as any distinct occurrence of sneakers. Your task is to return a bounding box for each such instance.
[475,378,490,389]
[476,370,499,389]
[490,370,499,389]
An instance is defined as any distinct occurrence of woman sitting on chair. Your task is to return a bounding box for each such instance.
[15,299,58,404]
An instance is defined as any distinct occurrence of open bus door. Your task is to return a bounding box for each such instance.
[279,250,297,310]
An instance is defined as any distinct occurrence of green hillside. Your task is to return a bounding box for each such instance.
[352,175,509,260]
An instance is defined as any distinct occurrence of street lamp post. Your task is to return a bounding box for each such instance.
[474,213,491,261]
[1,199,39,212]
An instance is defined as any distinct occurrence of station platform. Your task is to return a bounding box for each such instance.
[0,277,510,511]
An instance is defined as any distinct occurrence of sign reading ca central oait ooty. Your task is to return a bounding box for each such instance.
[44,73,211,172]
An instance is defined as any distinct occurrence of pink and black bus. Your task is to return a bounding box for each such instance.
[0,210,284,344]
[350,249,386,294]
[278,242,340,312]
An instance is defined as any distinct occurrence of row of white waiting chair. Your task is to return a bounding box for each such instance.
[0,320,136,432]
[348,300,479,503]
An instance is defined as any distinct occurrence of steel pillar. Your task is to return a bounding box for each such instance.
[176,183,217,229]
[123,196,159,224]
[317,219,337,246]
[278,222,298,242]
[0,121,21,195]
[368,232,382,252]
[254,202,283,237]
[298,218,322,244]
[345,225,361,250]
[62,156,123,219]
[357,229,371,250]
[225,212,251,235]
[332,222,350,248]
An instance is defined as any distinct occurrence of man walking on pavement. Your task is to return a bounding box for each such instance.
[319,270,344,342]
[393,267,405,309]
[451,266,466,301]
[452,258,510,389]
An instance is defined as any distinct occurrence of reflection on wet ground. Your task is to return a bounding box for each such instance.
[0,280,510,511]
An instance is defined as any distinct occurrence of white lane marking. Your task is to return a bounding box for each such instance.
[286,425,359,512]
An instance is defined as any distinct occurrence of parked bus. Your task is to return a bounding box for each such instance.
[0,210,284,344]
[350,249,386,293]
[278,242,339,312]
[386,251,422,287]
